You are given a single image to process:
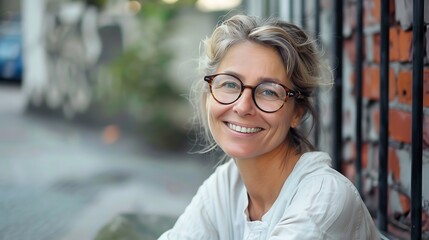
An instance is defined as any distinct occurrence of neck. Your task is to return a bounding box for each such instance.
[235,145,301,221]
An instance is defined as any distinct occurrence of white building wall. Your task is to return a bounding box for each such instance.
[21,0,48,106]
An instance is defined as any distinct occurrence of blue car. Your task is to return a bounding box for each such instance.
[0,19,23,82]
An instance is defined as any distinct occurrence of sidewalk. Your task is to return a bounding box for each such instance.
[0,85,216,240]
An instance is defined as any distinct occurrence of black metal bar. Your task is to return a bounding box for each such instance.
[333,0,343,172]
[355,0,363,197]
[301,0,306,28]
[290,0,294,23]
[314,0,321,148]
[315,0,320,38]
[411,0,424,238]
[377,0,389,232]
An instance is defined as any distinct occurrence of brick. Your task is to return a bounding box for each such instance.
[364,0,396,25]
[389,109,412,143]
[373,109,412,144]
[389,27,400,61]
[398,28,412,62]
[388,147,400,182]
[397,69,412,105]
[372,34,381,63]
[389,109,411,143]
[397,68,429,107]
[363,66,396,100]
[363,66,380,99]
[372,27,403,63]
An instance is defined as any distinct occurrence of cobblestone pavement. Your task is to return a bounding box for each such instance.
[0,85,216,240]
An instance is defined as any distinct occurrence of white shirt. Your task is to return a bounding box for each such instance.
[159,151,380,240]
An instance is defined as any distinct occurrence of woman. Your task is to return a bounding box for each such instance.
[159,15,379,239]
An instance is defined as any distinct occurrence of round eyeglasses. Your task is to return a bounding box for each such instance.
[204,73,301,113]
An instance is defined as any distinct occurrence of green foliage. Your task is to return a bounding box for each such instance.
[98,1,193,151]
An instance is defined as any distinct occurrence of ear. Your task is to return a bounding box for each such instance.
[291,106,305,129]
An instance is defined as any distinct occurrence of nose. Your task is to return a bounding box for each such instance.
[232,88,256,116]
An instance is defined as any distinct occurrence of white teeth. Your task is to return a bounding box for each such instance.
[227,123,262,133]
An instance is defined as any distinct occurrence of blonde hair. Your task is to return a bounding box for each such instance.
[190,15,333,157]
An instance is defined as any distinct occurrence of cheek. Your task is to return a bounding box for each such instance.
[207,98,233,141]
[207,98,227,119]
[276,118,292,137]
[271,109,296,135]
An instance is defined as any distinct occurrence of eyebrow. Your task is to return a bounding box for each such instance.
[221,70,283,85]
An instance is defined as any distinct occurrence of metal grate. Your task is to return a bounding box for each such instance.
[411,0,424,239]
[244,0,425,238]
[355,0,364,198]
[378,0,390,233]
[333,0,344,173]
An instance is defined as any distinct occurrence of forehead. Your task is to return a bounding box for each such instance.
[217,41,288,84]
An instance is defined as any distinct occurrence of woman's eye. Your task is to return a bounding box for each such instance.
[221,81,239,89]
[261,90,279,97]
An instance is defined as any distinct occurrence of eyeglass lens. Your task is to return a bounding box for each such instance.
[210,74,287,112]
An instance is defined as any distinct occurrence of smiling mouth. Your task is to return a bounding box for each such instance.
[226,123,263,134]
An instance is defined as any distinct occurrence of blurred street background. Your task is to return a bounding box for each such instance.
[0,84,215,240]
[1,0,428,239]
[0,0,238,239]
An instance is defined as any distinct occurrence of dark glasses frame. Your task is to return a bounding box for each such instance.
[203,73,301,113]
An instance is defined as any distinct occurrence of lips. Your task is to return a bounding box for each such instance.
[226,122,263,134]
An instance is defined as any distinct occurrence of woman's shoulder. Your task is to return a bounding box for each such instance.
[292,151,360,202]
[284,152,379,238]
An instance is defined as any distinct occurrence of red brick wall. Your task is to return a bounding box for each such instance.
[342,0,429,237]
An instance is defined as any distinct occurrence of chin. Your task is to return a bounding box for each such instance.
[223,148,258,160]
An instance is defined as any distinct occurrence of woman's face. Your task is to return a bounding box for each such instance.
[207,41,301,160]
